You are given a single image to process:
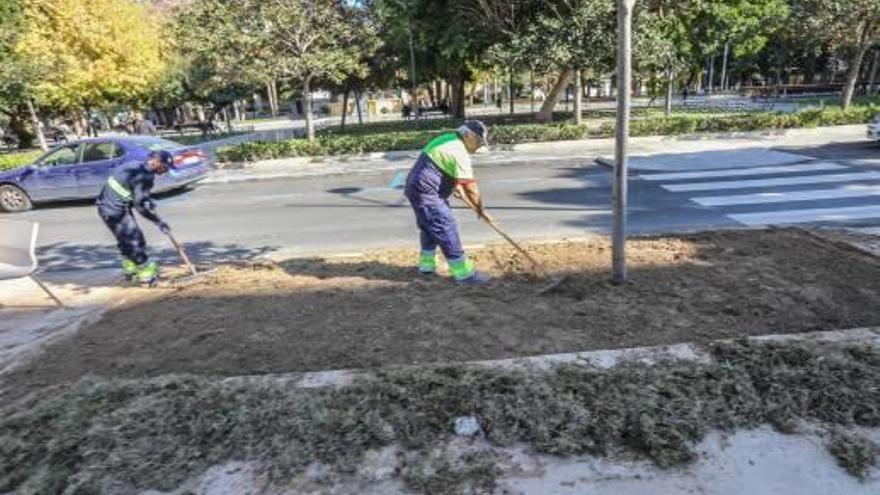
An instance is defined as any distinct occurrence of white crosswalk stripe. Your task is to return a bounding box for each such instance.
[663,171,880,192]
[641,161,880,226]
[729,206,880,226]
[639,162,844,181]
[692,185,880,206]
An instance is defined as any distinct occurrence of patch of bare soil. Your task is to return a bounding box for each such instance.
[4,228,880,400]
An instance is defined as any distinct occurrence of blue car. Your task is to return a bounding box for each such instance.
[0,136,211,212]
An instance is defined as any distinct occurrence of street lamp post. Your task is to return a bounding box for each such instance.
[612,0,634,284]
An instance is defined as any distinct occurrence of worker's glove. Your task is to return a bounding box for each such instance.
[157,221,171,234]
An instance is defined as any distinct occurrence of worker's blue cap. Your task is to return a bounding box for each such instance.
[459,120,489,146]
[149,150,176,169]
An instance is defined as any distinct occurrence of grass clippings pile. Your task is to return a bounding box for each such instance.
[2,340,880,494]
[829,430,880,479]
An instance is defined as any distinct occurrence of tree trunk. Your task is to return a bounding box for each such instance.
[9,111,34,149]
[341,86,350,129]
[26,100,48,151]
[721,42,729,91]
[869,50,879,96]
[573,69,583,124]
[452,77,466,118]
[708,55,715,94]
[268,80,279,117]
[508,69,515,114]
[355,87,364,124]
[223,106,233,133]
[843,23,872,110]
[536,68,574,122]
[664,70,673,117]
[435,80,443,106]
[529,70,535,113]
[303,76,315,141]
[424,85,433,112]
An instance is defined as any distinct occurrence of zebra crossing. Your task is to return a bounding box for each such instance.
[640,161,880,227]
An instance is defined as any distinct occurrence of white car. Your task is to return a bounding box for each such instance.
[869,115,880,142]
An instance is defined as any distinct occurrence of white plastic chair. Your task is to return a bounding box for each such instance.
[0,219,64,307]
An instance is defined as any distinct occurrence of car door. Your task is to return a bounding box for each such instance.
[21,143,83,201]
[75,141,125,197]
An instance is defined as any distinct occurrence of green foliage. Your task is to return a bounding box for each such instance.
[219,105,878,162]
[622,105,878,136]
[171,0,261,119]
[22,0,167,112]
[0,150,41,171]
[217,130,445,162]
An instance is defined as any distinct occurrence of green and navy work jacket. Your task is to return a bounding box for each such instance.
[405,132,474,206]
[96,161,162,224]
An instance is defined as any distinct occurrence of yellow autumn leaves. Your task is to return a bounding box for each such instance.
[18,0,167,111]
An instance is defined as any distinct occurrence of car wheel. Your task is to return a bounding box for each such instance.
[0,184,33,212]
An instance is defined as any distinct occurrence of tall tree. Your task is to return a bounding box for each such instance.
[250,0,375,140]
[21,0,167,115]
[375,0,494,118]
[172,0,260,130]
[528,0,616,122]
[797,0,880,109]
[0,0,50,149]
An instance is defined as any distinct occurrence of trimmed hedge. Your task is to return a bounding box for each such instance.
[219,130,446,162]
[218,106,878,163]
[0,150,41,171]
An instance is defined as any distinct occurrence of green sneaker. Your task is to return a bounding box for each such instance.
[121,259,138,278]
[135,261,158,284]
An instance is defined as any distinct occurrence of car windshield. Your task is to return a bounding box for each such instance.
[132,137,184,152]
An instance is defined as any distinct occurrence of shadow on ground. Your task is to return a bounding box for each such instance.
[36,240,280,272]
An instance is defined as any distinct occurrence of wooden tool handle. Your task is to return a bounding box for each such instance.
[457,195,543,270]
[167,233,197,276]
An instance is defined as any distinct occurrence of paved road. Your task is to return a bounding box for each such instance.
[10,139,880,271]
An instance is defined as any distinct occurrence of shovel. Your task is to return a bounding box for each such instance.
[456,195,568,293]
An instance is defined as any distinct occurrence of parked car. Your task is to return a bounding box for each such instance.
[0,136,211,212]
[868,115,880,143]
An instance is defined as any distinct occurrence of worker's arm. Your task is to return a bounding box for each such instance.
[131,176,169,232]
[454,181,492,223]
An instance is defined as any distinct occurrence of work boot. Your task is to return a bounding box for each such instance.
[121,259,138,279]
[418,250,438,275]
[457,271,490,285]
[135,261,158,285]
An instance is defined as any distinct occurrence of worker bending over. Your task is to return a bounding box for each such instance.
[96,150,174,284]
[404,120,491,284]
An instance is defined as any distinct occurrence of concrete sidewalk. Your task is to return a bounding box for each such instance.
[0,269,156,375]
[203,124,869,184]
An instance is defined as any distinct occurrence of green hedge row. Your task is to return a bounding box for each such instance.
[218,106,878,163]
[621,106,878,137]
[218,130,446,162]
[0,151,41,171]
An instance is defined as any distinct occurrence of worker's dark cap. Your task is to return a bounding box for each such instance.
[149,150,176,169]
[459,120,489,146]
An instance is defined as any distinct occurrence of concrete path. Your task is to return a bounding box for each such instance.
[0,268,156,374]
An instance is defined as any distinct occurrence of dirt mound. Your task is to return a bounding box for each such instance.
[3,228,880,401]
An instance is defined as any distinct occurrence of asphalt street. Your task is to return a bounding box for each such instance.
[9,139,880,272]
